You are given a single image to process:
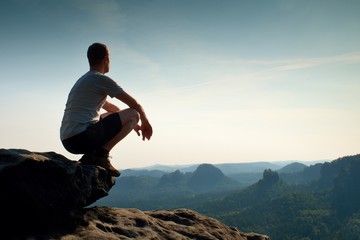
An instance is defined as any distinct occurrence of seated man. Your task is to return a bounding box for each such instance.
[60,43,153,177]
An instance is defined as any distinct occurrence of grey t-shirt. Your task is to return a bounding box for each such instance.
[60,71,124,140]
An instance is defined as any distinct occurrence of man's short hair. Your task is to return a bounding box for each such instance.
[87,43,109,66]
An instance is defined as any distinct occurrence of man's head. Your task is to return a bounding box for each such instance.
[87,43,110,73]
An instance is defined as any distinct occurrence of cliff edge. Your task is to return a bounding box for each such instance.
[0,149,269,240]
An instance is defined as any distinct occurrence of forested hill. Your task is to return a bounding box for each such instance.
[95,154,360,239]
[98,163,241,209]
[191,154,360,240]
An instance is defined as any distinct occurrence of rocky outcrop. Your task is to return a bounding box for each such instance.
[0,148,115,235]
[59,207,270,240]
[0,149,270,240]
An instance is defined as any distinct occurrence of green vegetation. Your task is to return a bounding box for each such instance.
[195,155,360,239]
[96,154,360,240]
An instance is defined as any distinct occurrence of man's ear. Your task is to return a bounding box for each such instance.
[105,58,110,64]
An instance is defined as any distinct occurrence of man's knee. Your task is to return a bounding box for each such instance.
[129,108,140,123]
[119,108,140,124]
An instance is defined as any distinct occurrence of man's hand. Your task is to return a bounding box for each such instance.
[134,124,141,137]
[134,121,153,141]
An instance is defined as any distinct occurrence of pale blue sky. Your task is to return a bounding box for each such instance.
[1,0,359,169]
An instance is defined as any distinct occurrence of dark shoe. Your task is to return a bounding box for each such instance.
[79,153,96,165]
[95,155,121,177]
[79,153,120,177]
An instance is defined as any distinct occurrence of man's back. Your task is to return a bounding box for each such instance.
[60,71,123,141]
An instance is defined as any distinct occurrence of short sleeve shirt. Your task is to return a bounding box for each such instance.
[60,71,124,140]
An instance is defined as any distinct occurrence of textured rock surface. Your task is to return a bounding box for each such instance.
[0,148,115,234]
[0,149,270,239]
[59,207,270,240]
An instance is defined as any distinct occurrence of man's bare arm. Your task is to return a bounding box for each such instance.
[116,92,147,122]
[116,91,153,140]
[102,101,120,113]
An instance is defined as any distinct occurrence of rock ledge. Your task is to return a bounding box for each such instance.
[0,149,270,240]
[59,206,270,240]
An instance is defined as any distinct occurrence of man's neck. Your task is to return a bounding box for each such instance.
[90,65,106,74]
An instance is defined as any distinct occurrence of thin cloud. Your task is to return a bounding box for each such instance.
[139,51,360,101]
[216,51,360,72]
[71,0,126,33]
[271,51,360,72]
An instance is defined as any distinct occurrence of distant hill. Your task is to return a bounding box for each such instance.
[96,153,360,239]
[134,164,198,173]
[132,160,327,173]
[133,162,285,175]
[121,169,166,178]
[121,160,327,191]
[279,163,323,185]
[157,170,192,188]
[318,154,360,189]
[200,169,290,213]
[215,162,283,175]
[190,154,360,240]
[278,162,307,173]
[96,163,241,209]
[187,164,240,193]
[331,155,360,218]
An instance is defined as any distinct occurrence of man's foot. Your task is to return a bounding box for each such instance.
[79,153,96,165]
[79,153,120,177]
[96,156,121,177]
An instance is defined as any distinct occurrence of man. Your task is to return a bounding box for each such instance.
[60,43,153,177]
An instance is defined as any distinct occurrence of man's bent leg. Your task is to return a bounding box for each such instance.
[103,108,140,152]
[91,108,139,177]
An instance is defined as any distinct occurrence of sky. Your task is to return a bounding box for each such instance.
[0,0,359,169]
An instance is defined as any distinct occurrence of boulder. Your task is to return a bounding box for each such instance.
[0,148,115,235]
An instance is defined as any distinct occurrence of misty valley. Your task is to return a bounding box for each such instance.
[94,154,360,240]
